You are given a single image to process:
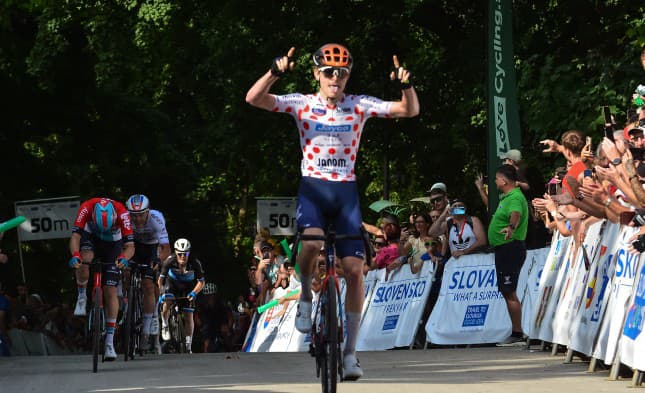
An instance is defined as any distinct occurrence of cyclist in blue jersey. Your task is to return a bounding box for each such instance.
[158,238,205,354]
[246,43,419,379]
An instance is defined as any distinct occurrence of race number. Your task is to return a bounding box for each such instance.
[257,198,297,236]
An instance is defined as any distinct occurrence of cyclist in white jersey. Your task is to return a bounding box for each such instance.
[246,43,419,379]
[125,194,171,352]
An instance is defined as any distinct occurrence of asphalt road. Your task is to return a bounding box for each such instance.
[0,346,638,393]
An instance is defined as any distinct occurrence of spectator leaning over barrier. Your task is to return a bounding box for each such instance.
[489,164,529,346]
[428,199,487,259]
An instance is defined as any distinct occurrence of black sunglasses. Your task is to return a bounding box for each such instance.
[373,242,386,247]
[430,197,443,204]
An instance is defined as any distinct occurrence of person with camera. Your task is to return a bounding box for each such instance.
[158,238,205,354]
[246,43,419,380]
[489,165,529,346]
[427,199,487,259]
[255,241,280,304]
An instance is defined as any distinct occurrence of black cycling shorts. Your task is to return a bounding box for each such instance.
[296,176,364,259]
[131,242,158,280]
[80,231,123,287]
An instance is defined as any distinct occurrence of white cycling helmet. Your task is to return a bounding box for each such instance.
[174,238,191,252]
[125,194,150,213]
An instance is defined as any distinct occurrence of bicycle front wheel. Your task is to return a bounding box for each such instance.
[123,280,134,361]
[91,287,101,373]
[321,276,339,393]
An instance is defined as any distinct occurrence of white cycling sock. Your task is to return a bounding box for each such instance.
[142,313,153,335]
[105,318,117,346]
[77,281,88,298]
[161,317,168,327]
[343,312,361,357]
[300,277,312,302]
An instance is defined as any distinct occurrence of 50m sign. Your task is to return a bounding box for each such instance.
[257,198,297,236]
[15,197,80,241]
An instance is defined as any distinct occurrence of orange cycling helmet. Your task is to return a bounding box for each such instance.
[313,43,353,69]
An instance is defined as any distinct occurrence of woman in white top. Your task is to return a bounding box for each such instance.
[429,199,488,258]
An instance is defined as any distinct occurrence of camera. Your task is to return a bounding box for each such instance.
[632,209,645,227]
[262,252,270,260]
[632,234,645,253]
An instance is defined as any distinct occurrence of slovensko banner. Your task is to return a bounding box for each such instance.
[487,0,522,211]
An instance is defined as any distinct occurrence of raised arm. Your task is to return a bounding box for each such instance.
[388,55,420,118]
[245,47,295,111]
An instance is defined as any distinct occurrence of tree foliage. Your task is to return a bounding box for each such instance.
[0,0,643,300]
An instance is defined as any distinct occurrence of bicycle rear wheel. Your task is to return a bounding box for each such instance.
[91,287,101,373]
[123,279,134,361]
[321,276,339,393]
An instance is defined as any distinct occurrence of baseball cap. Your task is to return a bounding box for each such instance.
[502,149,522,162]
[628,126,644,136]
[427,182,447,194]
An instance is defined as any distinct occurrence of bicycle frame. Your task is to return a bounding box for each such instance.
[296,228,372,392]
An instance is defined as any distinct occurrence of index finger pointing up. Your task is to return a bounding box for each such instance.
[287,47,296,58]
[392,55,400,69]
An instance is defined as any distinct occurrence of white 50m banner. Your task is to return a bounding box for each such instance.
[426,254,511,345]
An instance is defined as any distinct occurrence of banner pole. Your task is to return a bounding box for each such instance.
[14,201,26,284]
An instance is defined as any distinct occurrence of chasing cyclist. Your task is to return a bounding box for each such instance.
[246,43,419,379]
[125,194,171,353]
[158,238,205,354]
[69,197,135,360]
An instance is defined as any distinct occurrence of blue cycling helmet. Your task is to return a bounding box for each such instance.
[92,199,117,233]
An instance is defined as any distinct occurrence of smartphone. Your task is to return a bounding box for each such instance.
[548,183,558,195]
[630,147,645,161]
[262,252,270,260]
[585,136,592,150]
[603,106,615,142]
[583,169,593,178]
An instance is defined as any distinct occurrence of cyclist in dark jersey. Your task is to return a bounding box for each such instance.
[246,43,419,379]
[158,238,205,354]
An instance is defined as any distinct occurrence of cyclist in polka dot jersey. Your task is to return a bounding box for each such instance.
[246,44,419,380]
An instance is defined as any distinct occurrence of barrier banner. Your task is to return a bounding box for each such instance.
[248,287,294,352]
[592,226,640,364]
[426,253,510,344]
[551,221,604,346]
[361,269,385,319]
[357,263,434,350]
[619,254,645,370]
[518,247,549,338]
[568,222,620,356]
[531,231,572,341]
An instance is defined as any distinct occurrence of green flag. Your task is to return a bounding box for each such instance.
[487,0,522,212]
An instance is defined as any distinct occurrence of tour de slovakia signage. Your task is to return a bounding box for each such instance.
[487,0,522,211]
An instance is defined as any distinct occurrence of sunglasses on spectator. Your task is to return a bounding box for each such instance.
[373,241,386,247]
[430,197,444,204]
[319,66,350,79]
[176,251,190,257]
[424,241,438,247]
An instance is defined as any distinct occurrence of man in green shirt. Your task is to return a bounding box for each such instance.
[488,164,528,346]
